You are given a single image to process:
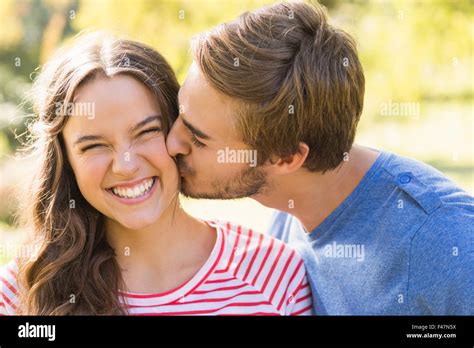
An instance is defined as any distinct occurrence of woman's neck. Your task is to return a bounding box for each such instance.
[105,201,216,293]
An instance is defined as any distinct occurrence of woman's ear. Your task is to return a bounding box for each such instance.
[268,142,310,175]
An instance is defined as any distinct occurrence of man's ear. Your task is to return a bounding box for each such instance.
[268,142,310,175]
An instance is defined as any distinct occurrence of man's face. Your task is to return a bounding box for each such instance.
[166,63,268,199]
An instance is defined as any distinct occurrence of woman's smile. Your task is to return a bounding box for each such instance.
[105,175,160,205]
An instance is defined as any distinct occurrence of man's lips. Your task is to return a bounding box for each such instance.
[177,164,194,177]
[176,156,194,176]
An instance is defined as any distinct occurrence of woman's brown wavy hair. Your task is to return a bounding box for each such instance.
[16,32,179,315]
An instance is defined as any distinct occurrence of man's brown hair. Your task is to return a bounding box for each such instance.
[191,0,365,172]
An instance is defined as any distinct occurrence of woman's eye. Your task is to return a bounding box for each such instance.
[138,127,162,136]
[81,144,105,152]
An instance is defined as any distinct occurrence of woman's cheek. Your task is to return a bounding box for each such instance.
[140,138,179,192]
[74,155,110,196]
[141,136,174,166]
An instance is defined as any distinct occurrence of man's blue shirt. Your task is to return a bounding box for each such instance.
[268,151,473,314]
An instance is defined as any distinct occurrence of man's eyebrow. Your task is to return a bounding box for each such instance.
[73,115,162,147]
[181,116,211,140]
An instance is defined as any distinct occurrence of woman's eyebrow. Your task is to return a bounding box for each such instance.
[73,114,162,147]
[74,135,104,147]
[129,114,162,133]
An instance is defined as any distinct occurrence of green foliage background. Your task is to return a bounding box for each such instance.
[0,0,472,264]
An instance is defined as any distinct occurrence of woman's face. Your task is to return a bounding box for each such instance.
[62,74,179,230]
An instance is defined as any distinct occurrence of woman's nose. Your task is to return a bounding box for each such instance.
[111,149,140,177]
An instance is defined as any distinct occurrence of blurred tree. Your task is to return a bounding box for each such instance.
[73,0,276,82]
[0,0,79,153]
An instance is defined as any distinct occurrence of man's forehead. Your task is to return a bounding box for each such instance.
[179,68,239,142]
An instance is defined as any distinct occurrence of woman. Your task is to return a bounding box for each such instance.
[0,32,312,315]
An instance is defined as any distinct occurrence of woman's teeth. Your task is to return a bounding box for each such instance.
[111,177,155,199]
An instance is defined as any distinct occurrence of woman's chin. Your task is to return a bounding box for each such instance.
[112,203,172,230]
[115,214,160,230]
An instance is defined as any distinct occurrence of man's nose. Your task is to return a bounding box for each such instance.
[166,119,191,157]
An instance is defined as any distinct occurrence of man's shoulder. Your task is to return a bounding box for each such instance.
[266,151,473,240]
[267,210,297,240]
[409,202,473,258]
[405,201,474,314]
[380,152,473,213]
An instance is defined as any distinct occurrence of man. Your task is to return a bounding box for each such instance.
[166,1,473,314]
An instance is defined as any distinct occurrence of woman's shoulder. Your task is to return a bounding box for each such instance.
[0,259,20,315]
[211,219,306,265]
[209,220,308,311]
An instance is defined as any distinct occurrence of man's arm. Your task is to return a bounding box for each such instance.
[408,206,474,315]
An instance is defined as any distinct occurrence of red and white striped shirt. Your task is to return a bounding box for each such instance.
[0,220,313,315]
